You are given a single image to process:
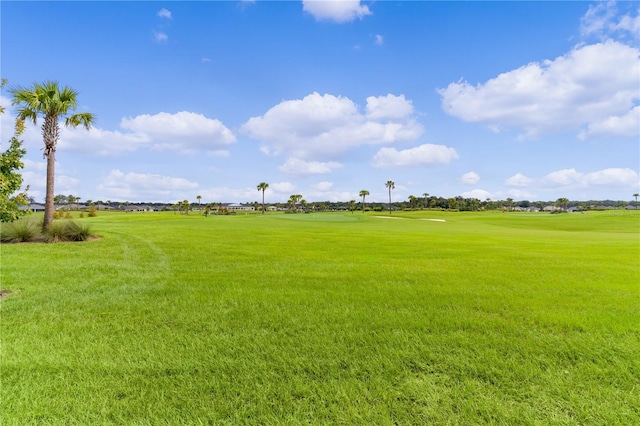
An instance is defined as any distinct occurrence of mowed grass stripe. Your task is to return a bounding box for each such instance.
[1,211,638,424]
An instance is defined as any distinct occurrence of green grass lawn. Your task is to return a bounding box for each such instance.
[1,210,638,424]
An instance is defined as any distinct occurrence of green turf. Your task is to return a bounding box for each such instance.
[1,210,638,424]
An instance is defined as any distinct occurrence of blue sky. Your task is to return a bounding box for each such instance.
[1,0,639,204]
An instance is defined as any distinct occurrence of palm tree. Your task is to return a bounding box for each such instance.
[359,190,369,214]
[556,197,569,211]
[257,182,269,214]
[505,197,514,211]
[10,81,95,229]
[288,194,298,212]
[634,193,639,208]
[196,195,202,213]
[423,193,429,209]
[348,199,356,213]
[288,194,302,212]
[385,180,395,215]
[408,195,416,210]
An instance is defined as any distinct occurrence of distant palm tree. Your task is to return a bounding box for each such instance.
[359,189,369,214]
[556,197,569,211]
[506,197,514,211]
[408,195,417,209]
[288,194,298,212]
[257,182,269,214]
[634,193,639,208]
[385,180,395,215]
[423,193,429,209]
[11,81,95,229]
[196,195,202,213]
[348,200,356,213]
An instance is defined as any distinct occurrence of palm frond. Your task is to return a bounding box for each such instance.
[66,113,96,130]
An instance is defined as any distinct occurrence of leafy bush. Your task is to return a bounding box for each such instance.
[0,218,42,243]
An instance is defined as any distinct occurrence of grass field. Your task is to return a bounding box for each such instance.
[1,210,638,424]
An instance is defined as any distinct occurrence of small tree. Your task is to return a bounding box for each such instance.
[634,193,639,208]
[0,117,29,223]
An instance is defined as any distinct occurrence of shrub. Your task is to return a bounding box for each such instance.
[0,218,42,243]
[87,205,97,217]
[64,212,73,219]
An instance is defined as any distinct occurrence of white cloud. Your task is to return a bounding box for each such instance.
[20,159,80,201]
[278,157,343,175]
[21,159,47,201]
[506,189,536,199]
[4,109,234,156]
[544,168,584,186]
[201,58,211,63]
[302,0,371,23]
[438,41,640,139]
[585,168,639,186]
[157,8,172,19]
[58,126,150,155]
[374,34,384,45]
[154,31,168,42]
[121,111,236,153]
[365,94,414,120]
[310,181,333,191]
[505,173,534,187]
[241,92,423,159]
[460,171,480,185]
[580,1,640,39]
[269,181,296,193]
[98,169,198,201]
[56,175,81,194]
[372,144,459,168]
[579,105,640,139]
[460,189,493,200]
[544,167,639,188]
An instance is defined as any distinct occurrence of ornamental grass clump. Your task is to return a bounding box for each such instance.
[44,220,94,242]
[63,220,93,241]
[0,218,42,243]
[45,221,68,243]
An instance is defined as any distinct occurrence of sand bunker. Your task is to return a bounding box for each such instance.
[421,218,446,222]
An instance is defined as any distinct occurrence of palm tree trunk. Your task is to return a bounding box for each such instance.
[42,115,59,230]
[43,150,56,229]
